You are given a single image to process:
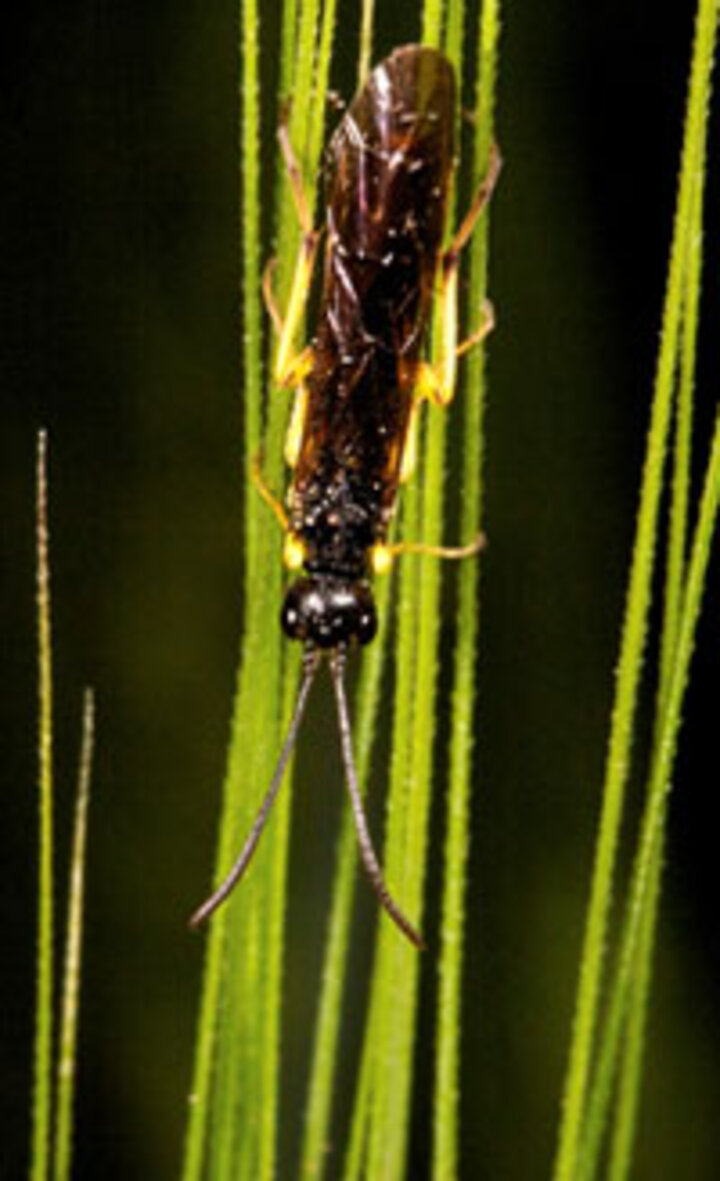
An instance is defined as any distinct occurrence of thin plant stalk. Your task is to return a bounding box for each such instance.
[433,0,501,1176]
[342,985,374,1180]
[596,136,713,1181]
[578,419,720,1181]
[53,691,96,1181]
[253,4,337,1166]
[181,0,265,1171]
[362,6,494,1176]
[605,848,660,1180]
[552,1,718,1174]
[299,570,393,1181]
[209,3,325,1171]
[31,429,54,1181]
[578,77,714,1176]
[363,474,421,1181]
[241,0,264,582]
[422,0,445,47]
[357,0,375,87]
[184,2,337,1176]
[371,9,468,1177]
[592,411,720,1181]
[605,175,709,1177]
[306,0,339,197]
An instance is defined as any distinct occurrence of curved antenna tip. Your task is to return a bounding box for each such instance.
[189,649,320,929]
[330,648,425,951]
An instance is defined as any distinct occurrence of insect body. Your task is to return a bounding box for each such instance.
[192,45,501,947]
[283,46,455,649]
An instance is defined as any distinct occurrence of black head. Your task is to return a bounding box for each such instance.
[281,575,377,648]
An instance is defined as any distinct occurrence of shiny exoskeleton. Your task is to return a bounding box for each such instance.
[282,46,455,649]
[192,46,498,947]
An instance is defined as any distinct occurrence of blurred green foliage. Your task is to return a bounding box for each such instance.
[2,1,719,1177]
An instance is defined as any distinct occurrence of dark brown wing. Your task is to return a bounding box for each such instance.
[290,47,456,571]
[322,44,455,360]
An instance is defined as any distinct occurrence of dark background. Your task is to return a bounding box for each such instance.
[2,2,719,1177]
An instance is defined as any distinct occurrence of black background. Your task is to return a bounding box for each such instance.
[2,1,719,1177]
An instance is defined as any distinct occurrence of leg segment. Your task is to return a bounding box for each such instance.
[415,142,502,409]
[392,148,501,557]
[263,122,321,387]
[251,455,288,531]
[414,298,495,409]
[371,533,486,575]
[446,141,503,259]
[251,454,306,571]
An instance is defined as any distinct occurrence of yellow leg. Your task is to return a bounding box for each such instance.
[456,298,496,358]
[251,455,288,531]
[284,384,308,467]
[371,533,485,574]
[263,250,318,388]
[399,400,420,484]
[277,121,314,237]
[413,143,502,409]
[415,298,495,409]
[262,121,321,388]
[274,240,319,385]
[446,142,502,258]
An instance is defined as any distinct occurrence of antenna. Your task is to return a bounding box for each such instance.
[330,648,425,950]
[190,648,320,928]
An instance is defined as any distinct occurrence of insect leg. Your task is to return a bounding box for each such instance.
[284,383,308,467]
[413,143,502,409]
[262,257,316,387]
[399,294,492,483]
[265,122,322,387]
[251,456,307,571]
[446,141,502,259]
[251,455,289,531]
[399,400,420,483]
[372,533,486,574]
[277,121,315,238]
[439,141,502,377]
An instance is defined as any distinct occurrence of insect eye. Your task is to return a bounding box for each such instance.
[352,587,377,645]
[280,579,314,641]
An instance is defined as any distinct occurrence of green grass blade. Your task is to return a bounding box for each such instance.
[280,0,298,102]
[299,571,393,1181]
[604,853,660,1180]
[181,0,265,1172]
[578,38,715,1170]
[433,1,501,1177]
[256,645,302,1180]
[342,987,376,1180]
[552,2,718,1175]
[357,0,374,87]
[578,179,708,1176]
[363,10,493,1177]
[253,5,337,1173]
[306,0,338,193]
[223,10,313,1176]
[584,409,720,1181]
[605,98,716,1178]
[240,0,264,583]
[31,429,54,1181]
[658,187,704,702]
[364,476,421,1181]
[605,175,709,1173]
[421,0,444,46]
[53,690,95,1181]
[184,2,337,1176]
